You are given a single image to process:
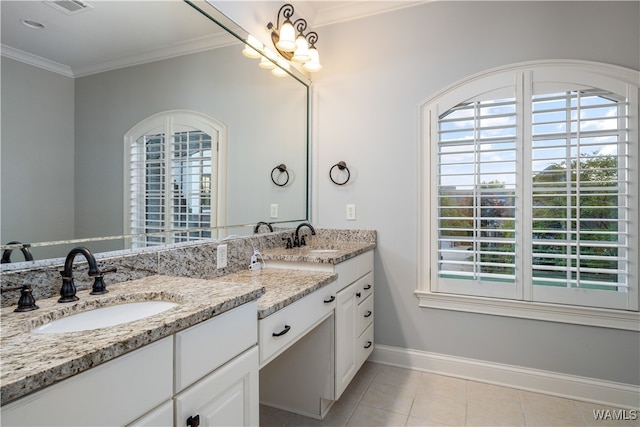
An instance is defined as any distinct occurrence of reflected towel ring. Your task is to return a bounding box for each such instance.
[271,164,290,187]
[330,161,350,185]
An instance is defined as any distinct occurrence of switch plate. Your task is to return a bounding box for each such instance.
[270,204,279,219]
[217,244,227,269]
[346,204,356,220]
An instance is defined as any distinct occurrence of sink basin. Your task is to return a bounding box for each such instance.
[33,301,178,334]
[308,249,339,254]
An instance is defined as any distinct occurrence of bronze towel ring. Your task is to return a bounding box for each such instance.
[330,161,350,185]
[271,164,290,186]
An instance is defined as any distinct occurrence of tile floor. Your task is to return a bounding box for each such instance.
[260,362,638,427]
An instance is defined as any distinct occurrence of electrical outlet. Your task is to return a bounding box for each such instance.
[217,244,227,269]
[270,204,279,219]
[346,204,356,220]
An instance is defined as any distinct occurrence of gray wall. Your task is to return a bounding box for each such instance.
[311,1,639,385]
[1,57,75,260]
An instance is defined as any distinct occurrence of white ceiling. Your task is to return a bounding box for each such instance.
[0,1,424,77]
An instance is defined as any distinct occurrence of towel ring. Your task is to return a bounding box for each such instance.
[330,161,350,185]
[271,164,290,187]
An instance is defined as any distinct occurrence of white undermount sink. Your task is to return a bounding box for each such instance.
[33,301,178,334]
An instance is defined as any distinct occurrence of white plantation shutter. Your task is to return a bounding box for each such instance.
[424,63,638,312]
[436,96,518,299]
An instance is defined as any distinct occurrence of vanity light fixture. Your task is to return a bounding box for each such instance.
[267,4,322,72]
[242,3,322,76]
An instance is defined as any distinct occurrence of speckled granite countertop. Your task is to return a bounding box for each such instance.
[0,236,375,406]
[0,275,264,405]
[260,239,376,265]
[214,268,338,319]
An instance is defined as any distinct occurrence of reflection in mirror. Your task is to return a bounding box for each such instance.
[0,0,309,263]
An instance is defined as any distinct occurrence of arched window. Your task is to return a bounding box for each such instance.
[417,61,639,329]
[125,111,227,248]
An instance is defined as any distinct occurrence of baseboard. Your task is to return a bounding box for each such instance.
[370,344,639,409]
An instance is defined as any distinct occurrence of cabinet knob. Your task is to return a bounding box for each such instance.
[364,310,372,318]
[356,292,361,298]
[272,325,291,337]
[187,414,200,427]
[364,284,372,290]
[324,295,336,303]
[364,341,372,349]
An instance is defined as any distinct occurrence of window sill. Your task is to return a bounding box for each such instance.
[415,290,640,331]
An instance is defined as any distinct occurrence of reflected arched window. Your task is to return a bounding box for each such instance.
[125,111,226,247]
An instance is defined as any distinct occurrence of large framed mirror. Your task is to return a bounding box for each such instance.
[1,0,309,263]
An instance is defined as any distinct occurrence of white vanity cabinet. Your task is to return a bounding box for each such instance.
[2,301,259,427]
[261,249,374,416]
[173,302,259,427]
[334,254,374,399]
[1,336,174,427]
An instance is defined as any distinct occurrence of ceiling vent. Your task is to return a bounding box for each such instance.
[44,0,93,15]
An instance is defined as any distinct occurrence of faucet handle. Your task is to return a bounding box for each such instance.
[14,285,39,312]
[89,266,116,295]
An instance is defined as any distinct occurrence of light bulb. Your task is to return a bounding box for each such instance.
[242,35,262,59]
[259,49,277,69]
[303,47,322,72]
[291,35,310,63]
[275,20,296,52]
[272,58,290,77]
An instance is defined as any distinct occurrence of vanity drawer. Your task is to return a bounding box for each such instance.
[357,294,374,337]
[357,323,374,367]
[356,272,374,302]
[259,284,336,366]
[175,301,257,392]
[335,250,373,291]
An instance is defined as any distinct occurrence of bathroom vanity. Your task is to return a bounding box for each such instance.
[0,231,376,426]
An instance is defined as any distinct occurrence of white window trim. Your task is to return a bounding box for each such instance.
[416,60,640,331]
[123,110,228,243]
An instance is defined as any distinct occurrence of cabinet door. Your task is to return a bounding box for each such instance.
[175,346,259,427]
[335,281,358,399]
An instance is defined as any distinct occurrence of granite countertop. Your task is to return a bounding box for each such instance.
[0,275,264,405]
[260,239,376,265]
[0,237,374,406]
[213,268,338,319]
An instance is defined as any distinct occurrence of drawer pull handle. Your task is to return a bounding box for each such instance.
[364,341,372,349]
[364,284,372,290]
[324,295,336,303]
[356,292,362,298]
[364,310,372,318]
[187,414,200,427]
[273,325,291,337]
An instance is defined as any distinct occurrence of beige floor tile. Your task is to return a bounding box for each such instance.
[374,365,425,391]
[261,404,296,427]
[346,405,409,427]
[467,398,525,426]
[405,415,454,426]
[520,391,585,426]
[574,401,640,427]
[360,381,415,415]
[417,373,467,400]
[410,391,467,426]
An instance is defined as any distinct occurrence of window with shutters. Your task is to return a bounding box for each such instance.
[125,111,226,248]
[417,62,639,330]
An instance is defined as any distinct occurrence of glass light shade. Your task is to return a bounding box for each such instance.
[272,58,290,77]
[258,49,277,69]
[291,35,310,63]
[302,47,322,72]
[275,21,296,52]
[242,35,262,59]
